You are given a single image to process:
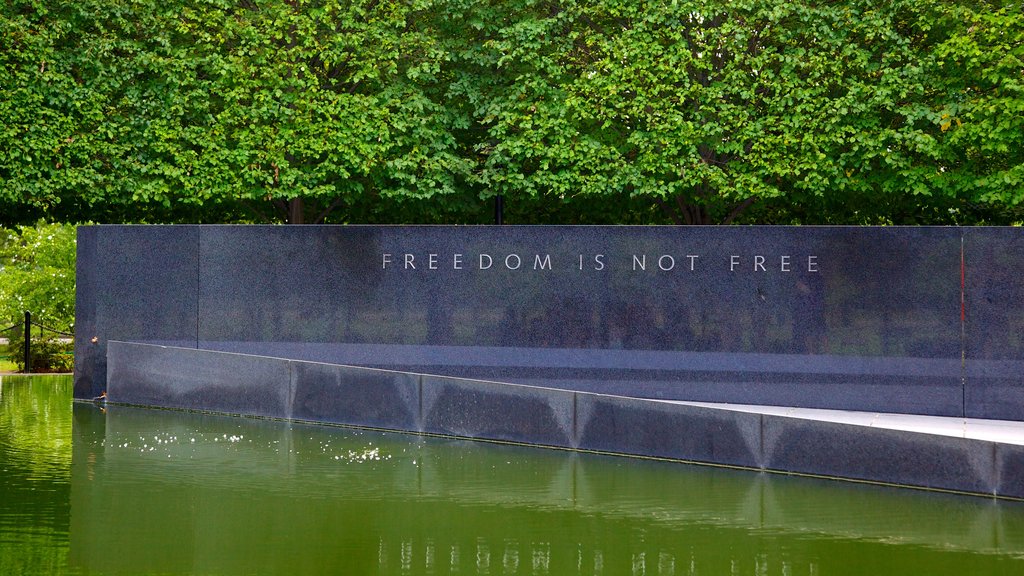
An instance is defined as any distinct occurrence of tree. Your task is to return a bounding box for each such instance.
[0,222,76,331]
[1,0,478,224]
[465,0,1024,224]
[1,1,101,223]
[2,0,1022,225]
[928,2,1024,213]
[154,0,478,223]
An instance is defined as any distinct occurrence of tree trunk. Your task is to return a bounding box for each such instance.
[655,194,756,225]
[287,197,305,224]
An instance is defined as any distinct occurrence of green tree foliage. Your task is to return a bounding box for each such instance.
[155,0,477,223]
[1,0,476,224]
[466,0,1024,224]
[0,222,76,332]
[1,1,1022,225]
[930,4,1024,206]
[0,223,76,371]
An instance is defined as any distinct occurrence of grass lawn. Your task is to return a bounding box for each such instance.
[0,359,18,372]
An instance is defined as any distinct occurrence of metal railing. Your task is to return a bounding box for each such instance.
[0,320,16,371]
[0,312,74,373]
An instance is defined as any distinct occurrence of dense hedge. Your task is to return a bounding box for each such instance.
[2,1,1022,225]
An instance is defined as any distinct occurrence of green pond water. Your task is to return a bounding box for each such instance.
[4,376,1024,575]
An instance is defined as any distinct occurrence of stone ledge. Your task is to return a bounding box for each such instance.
[106,341,1024,500]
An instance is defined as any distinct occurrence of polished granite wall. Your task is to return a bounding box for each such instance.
[105,342,1024,499]
[75,225,1023,421]
[963,228,1024,420]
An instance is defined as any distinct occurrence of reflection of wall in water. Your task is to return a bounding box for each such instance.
[68,403,1024,576]
[375,536,823,576]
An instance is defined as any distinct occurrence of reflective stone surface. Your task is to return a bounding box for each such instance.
[420,376,575,446]
[964,228,1024,420]
[292,362,420,431]
[74,226,199,400]
[78,225,978,417]
[762,416,995,495]
[107,342,291,419]
[575,395,762,468]
[103,344,1024,497]
[996,443,1024,500]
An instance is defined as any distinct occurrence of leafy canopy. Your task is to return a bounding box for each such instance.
[1,0,1021,225]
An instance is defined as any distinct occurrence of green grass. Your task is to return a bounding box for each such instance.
[0,354,18,372]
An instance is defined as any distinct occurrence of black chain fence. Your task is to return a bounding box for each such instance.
[30,319,74,338]
[1,312,74,373]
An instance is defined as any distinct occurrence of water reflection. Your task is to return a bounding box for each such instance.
[4,376,1024,575]
[0,376,73,576]
[69,401,1024,575]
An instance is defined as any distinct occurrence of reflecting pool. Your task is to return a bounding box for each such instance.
[4,375,1024,575]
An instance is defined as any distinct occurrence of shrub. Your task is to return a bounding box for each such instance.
[0,222,76,372]
[6,333,74,373]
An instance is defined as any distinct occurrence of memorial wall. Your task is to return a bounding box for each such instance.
[74,225,1024,421]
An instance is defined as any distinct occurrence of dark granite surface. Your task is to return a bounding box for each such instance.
[576,394,762,468]
[103,342,1024,498]
[106,342,290,418]
[73,227,99,399]
[291,362,420,431]
[762,415,995,495]
[420,375,575,446]
[194,226,960,359]
[74,226,199,399]
[75,225,1024,425]
[77,225,974,417]
[964,228,1024,420]
[996,443,1024,500]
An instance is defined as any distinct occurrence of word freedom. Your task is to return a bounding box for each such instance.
[382,253,819,273]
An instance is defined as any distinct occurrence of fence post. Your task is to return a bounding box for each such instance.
[23,311,31,374]
[494,194,505,225]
